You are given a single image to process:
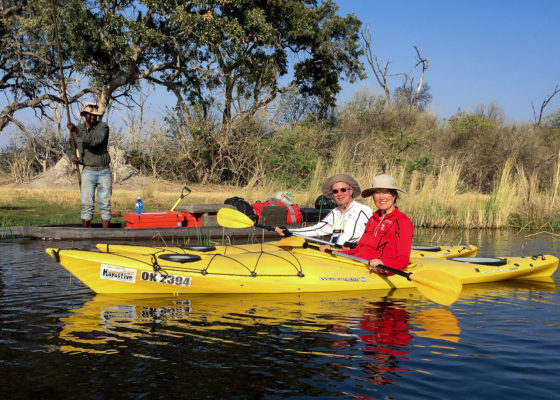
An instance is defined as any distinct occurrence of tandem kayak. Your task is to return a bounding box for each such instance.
[45,244,557,294]
[94,241,478,259]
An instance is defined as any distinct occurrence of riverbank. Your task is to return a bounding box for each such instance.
[2,157,560,231]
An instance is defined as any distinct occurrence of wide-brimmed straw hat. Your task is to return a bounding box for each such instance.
[361,174,407,198]
[321,174,361,199]
[80,102,103,116]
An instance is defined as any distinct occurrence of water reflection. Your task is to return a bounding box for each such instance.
[55,290,467,387]
[56,278,556,356]
[57,291,375,354]
[328,299,416,385]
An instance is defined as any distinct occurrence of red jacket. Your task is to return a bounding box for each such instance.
[342,207,413,270]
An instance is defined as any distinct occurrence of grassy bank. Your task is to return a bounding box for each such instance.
[1,156,559,231]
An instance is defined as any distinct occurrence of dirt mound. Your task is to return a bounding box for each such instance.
[19,146,140,189]
[23,155,76,189]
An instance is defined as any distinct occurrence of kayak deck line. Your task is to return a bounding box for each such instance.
[95,242,479,260]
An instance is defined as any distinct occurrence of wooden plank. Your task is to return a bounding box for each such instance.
[19,224,301,241]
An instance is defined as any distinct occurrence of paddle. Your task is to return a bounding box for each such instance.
[216,207,342,248]
[302,242,462,306]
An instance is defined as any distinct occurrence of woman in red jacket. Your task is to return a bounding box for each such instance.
[321,174,413,273]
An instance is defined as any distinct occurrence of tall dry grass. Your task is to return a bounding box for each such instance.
[300,142,559,229]
[1,147,558,229]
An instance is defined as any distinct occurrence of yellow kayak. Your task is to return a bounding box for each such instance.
[95,241,478,259]
[46,245,557,294]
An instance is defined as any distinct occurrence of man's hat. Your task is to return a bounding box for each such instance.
[321,174,361,199]
[80,102,103,116]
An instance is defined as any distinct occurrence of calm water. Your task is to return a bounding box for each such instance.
[1,229,560,399]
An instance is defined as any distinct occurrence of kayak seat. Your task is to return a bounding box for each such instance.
[411,245,442,252]
[178,245,217,252]
[448,257,507,266]
[158,253,202,263]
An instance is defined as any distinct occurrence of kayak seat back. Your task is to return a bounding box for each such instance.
[448,257,507,266]
[178,245,217,252]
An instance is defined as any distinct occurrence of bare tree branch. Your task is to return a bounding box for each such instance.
[532,84,560,126]
[361,25,391,107]
[413,45,429,97]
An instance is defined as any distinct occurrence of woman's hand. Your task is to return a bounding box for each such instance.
[368,258,385,274]
[319,244,331,253]
[274,226,285,236]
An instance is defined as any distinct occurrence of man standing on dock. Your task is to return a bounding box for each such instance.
[67,103,112,229]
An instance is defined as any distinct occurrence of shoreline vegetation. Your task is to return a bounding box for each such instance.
[2,93,560,233]
[2,3,560,235]
[1,155,559,232]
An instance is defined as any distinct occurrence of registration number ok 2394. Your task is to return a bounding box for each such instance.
[140,271,192,287]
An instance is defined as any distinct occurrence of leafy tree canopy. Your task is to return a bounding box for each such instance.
[0,0,365,133]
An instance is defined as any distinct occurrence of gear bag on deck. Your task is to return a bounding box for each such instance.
[224,196,258,222]
[252,200,303,224]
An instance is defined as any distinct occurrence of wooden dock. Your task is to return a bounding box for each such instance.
[16,203,328,241]
[18,224,286,241]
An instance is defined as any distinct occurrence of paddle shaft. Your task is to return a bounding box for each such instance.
[303,242,411,280]
[255,223,343,248]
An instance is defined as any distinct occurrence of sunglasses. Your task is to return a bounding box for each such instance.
[332,187,351,194]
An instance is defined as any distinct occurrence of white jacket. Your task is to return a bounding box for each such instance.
[290,201,373,245]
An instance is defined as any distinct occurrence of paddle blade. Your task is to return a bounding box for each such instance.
[275,236,306,248]
[409,270,462,306]
[216,208,256,229]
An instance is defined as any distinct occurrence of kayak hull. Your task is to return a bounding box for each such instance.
[46,246,557,294]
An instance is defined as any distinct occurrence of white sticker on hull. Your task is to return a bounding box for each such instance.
[100,264,137,283]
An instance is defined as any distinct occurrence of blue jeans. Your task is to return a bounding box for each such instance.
[81,167,112,221]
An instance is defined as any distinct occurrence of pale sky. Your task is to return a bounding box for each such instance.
[336,0,560,121]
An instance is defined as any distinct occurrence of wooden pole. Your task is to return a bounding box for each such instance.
[50,0,81,187]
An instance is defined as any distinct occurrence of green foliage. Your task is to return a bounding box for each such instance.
[1,0,364,135]
[336,89,437,172]
[543,108,560,128]
[0,196,81,226]
[263,125,333,188]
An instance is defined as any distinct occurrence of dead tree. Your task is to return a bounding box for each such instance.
[413,45,429,102]
[361,26,429,110]
[532,85,560,126]
[361,25,392,107]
